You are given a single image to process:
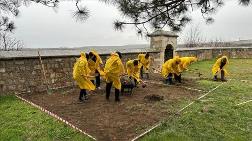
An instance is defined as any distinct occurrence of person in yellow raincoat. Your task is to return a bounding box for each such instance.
[87,51,104,89]
[138,53,150,79]
[73,52,95,102]
[126,59,142,86]
[178,57,197,72]
[161,57,181,85]
[104,52,125,102]
[212,56,229,81]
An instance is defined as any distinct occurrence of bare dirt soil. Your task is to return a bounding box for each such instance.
[20,74,201,141]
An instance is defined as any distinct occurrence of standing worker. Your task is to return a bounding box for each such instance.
[126,59,142,86]
[88,51,104,89]
[104,52,125,102]
[138,53,150,79]
[161,57,181,85]
[73,52,95,102]
[212,56,229,81]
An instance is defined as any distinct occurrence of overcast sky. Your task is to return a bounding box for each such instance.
[12,0,252,48]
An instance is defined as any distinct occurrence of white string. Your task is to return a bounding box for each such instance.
[15,95,96,141]
[131,82,225,141]
[236,100,252,106]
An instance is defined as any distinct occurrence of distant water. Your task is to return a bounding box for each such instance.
[0,44,156,58]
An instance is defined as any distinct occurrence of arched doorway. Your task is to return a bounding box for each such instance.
[164,44,174,62]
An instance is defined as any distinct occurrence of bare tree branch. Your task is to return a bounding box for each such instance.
[0,32,24,51]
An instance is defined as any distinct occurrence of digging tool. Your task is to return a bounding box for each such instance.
[82,75,96,78]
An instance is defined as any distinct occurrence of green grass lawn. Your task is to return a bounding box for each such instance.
[141,59,252,141]
[0,95,92,141]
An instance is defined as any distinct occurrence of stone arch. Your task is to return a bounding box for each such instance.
[164,44,174,62]
[148,29,178,66]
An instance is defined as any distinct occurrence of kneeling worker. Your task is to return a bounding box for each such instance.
[138,53,150,79]
[73,52,95,102]
[212,56,229,81]
[161,57,181,85]
[178,57,197,72]
[104,52,125,102]
[178,56,197,80]
[126,59,142,86]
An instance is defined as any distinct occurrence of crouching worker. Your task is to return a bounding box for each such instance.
[104,52,125,102]
[138,53,150,79]
[88,50,104,89]
[73,52,96,102]
[178,56,197,80]
[179,57,197,72]
[126,59,142,87]
[161,57,181,85]
[212,56,229,81]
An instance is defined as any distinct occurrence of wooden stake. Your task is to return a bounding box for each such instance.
[38,51,51,93]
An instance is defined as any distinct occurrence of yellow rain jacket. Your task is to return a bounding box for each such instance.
[73,52,95,90]
[126,60,141,82]
[212,56,229,75]
[88,50,105,77]
[161,58,181,78]
[138,54,150,71]
[179,57,197,72]
[104,53,125,89]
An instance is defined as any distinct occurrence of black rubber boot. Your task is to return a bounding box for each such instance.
[165,73,173,85]
[106,83,112,101]
[79,89,84,102]
[79,98,84,102]
[168,77,173,85]
[115,89,120,102]
[84,95,88,100]
[213,75,218,81]
[95,70,101,88]
[221,70,227,81]
[177,74,182,83]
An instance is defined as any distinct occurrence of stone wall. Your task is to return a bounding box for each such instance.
[176,47,252,60]
[0,52,160,95]
[1,46,251,95]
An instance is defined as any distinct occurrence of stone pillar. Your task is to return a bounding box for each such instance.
[148,29,178,67]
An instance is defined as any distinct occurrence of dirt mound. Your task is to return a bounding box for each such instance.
[144,94,164,101]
